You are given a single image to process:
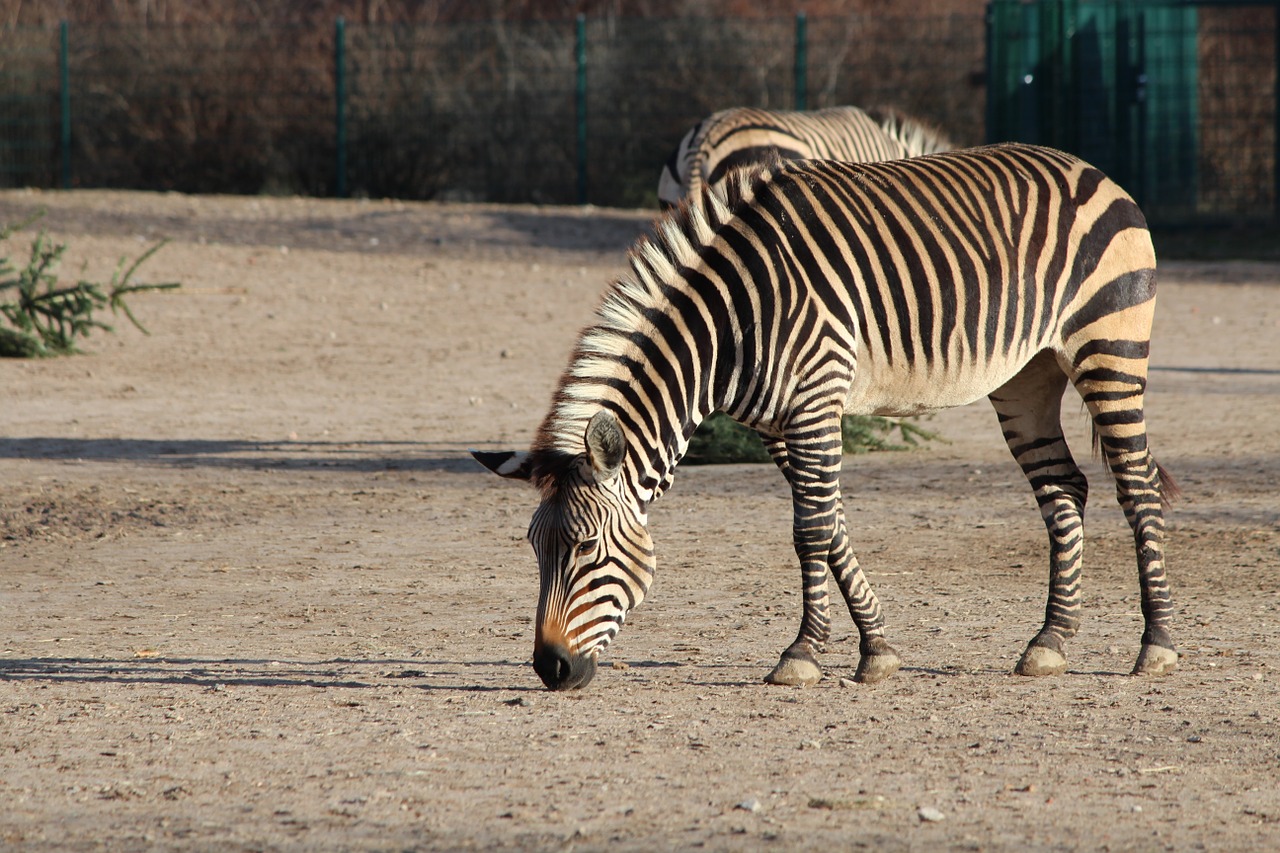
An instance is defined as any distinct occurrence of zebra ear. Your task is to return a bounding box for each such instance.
[584,410,625,483]
[470,450,533,481]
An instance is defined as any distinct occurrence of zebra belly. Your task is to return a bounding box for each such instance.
[843,354,1038,417]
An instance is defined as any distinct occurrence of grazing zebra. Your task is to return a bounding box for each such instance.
[474,143,1178,691]
[657,105,954,209]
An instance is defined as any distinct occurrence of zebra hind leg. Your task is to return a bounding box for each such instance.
[1071,355,1178,676]
[1115,448,1178,676]
[989,353,1087,677]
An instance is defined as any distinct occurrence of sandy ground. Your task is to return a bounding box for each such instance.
[1,189,1279,852]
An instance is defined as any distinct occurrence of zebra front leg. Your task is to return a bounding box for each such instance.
[762,410,901,686]
[760,433,792,482]
[764,508,832,687]
[829,502,901,683]
[763,440,900,685]
[762,419,839,686]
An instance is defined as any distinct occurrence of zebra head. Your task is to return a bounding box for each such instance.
[471,410,655,690]
[656,122,702,210]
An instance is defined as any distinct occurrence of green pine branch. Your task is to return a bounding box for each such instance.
[1,213,180,357]
[685,411,944,465]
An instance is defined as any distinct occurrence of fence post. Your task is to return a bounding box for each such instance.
[575,14,588,205]
[1275,6,1279,219]
[794,12,808,110]
[59,20,71,189]
[984,1,1012,144]
[334,17,348,199]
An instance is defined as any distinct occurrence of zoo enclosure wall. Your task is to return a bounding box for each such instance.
[0,3,1275,223]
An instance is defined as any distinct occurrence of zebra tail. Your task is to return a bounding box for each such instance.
[1155,459,1183,508]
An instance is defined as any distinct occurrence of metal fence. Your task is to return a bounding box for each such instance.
[989,0,1279,222]
[0,22,335,196]
[0,5,1275,222]
[336,12,988,207]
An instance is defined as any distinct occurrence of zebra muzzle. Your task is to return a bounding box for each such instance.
[533,641,597,691]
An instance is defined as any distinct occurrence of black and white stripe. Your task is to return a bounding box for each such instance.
[657,105,954,209]
[477,143,1178,690]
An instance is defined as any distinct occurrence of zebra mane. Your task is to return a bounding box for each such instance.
[867,106,954,156]
[530,164,766,476]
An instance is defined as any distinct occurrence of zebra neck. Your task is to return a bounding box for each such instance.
[535,382,715,508]
[632,399,713,504]
[535,189,755,506]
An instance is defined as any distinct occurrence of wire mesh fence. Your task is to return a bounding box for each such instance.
[1198,3,1279,219]
[71,24,334,196]
[0,6,1275,222]
[0,27,60,190]
[346,18,580,204]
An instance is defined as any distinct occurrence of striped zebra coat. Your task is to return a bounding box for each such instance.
[475,143,1178,691]
[657,105,954,209]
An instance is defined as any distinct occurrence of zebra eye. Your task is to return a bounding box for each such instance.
[575,539,598,557]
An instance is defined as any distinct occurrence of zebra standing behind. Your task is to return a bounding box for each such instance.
[475,143,1178,691]
[657,105,955,209]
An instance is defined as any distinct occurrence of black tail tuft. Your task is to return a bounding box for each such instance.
[1155,459,1183,508]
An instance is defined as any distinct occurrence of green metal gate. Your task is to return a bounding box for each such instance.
[987,0,1202,218]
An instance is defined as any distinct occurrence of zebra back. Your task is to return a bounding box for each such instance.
[863,105,955,156]
[657,105,954,209]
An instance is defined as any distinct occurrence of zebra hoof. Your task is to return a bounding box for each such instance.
[1132,643,1178,675]
[1015,644,1067,676]
[764,649,822,686]
[854,638,901,684]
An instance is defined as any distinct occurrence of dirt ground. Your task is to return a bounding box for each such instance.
[1,188,1278,852]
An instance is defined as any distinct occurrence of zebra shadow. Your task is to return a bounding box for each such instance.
[0,656,540,692]
[0,436,480,474]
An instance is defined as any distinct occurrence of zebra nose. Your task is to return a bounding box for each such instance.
[533,643,597,691]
